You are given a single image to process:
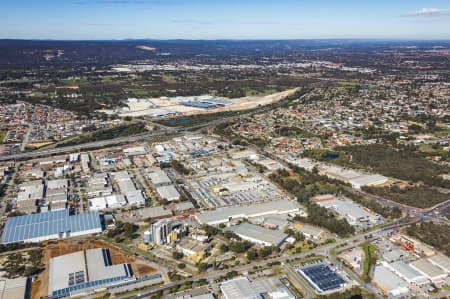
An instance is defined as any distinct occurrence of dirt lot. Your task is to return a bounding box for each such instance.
[32,239,157,299]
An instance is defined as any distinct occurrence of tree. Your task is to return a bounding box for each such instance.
[172,251,183,260]
[197,262,209,272]
[247,249,258,260]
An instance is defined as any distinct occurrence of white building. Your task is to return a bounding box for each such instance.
[156,185,181,202]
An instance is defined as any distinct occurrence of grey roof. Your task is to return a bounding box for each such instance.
[428,254,450,272]
[297,224,324,237]
[220,277,263,299]
[156,185,180,200]
[195,199,300,225]
[383,249,406,262]
[349,174,387,187]
[190,294,216,299]
[229,222,288,246]
[1,210,102,244]
[0,277,28,299]
[373,266,409,294]
[148,170,172,185]
[139,206,172,219]
[85,248,128,281]
[410,259,447,279]
[49,251,86,295]
[389,261,425,281]
[173,201,195,211]
[263,214,288,228]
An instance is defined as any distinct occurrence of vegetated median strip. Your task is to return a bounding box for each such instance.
[362,242,376,282]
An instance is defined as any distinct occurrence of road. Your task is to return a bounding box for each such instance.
[120,218,423,299]
[0,88,305,163]
[119,198,450,299]
[282,264,314,299]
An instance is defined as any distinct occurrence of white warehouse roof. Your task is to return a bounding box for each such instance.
[195,199,301,225]
[228,222,288,247]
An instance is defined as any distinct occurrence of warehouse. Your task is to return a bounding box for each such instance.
[123,145,147,157]
[428,254,450,273]
[147,169,172,186]
[410,259,448,284]
[312,195,381,227]
[228,222,288,247]
[386,261,429,285]
[195,199,302,225]
[0,277,28,299]
[156,185,180,202]
[89,194,127,211]
[48,248,133,297]
[294,224,325,241]
[297,263,347,294]
[348,174,388,189]
[125,190,145,206]
[373,265,409,297]
[220,276,295,299]
[1,210,102,244]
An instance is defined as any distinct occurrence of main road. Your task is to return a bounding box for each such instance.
[0,88,305,162]
[118,216,428,299]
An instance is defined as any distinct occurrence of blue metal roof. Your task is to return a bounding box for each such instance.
[201,98,232,105]
[1,210,102,244]
[298,263,346,292]
[182,101,217,109]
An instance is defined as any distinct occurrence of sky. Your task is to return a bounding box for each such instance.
[1,0,450,40]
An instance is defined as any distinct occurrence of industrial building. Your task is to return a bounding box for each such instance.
[228,222,288,247]
[0,277,29,299]
[195,199,302,225]
[1,209,102,244]
[311,195,381,228]
[297,263,347,294]
[123,145,147,157]
[176,238,208,263]
[220,276,295,299]
[88,194,127,211]
[124,190,145,206]
[156,185,181,202]
[48,248,133,297]
[385,261,428,286]
[428,254,450,273]
[410,259,448,284]
[147,169,172,186]
[373,265,409,297]
[294,223,325,241]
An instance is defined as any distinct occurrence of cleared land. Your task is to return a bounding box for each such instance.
[101,89,297,118]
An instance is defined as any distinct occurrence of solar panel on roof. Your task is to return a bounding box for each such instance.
[298,263,346,292]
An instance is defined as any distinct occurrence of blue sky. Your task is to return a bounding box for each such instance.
[1,0,450,40]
